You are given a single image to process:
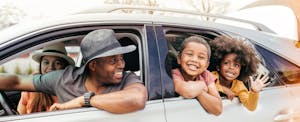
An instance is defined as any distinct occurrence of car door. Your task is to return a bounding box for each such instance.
[254,43,300,122]
[215,31,300,122]
[0,23,166,122]
[211,38,300,122]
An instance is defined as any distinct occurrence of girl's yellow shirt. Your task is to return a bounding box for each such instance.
[212,71,259,111]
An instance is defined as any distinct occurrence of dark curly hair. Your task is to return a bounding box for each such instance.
[209,36,259,82]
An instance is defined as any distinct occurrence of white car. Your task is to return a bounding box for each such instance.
[0,5,299,122]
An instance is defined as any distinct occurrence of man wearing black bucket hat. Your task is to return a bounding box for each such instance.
[0,29,147,114]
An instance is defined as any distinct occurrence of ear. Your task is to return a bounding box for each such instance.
[88,60,97,72]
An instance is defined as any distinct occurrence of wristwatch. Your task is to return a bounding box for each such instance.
[83,91,95,107]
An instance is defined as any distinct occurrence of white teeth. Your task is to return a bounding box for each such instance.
[188,64,198,71]
[115,72,122,75]
[225,72,234,77]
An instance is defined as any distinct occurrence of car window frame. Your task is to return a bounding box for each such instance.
[160,25,225,99]
[0,24,159,119]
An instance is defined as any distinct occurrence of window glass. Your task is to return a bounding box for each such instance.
[0,53,38,75]
[255,45,300,86]
[0,46,81,75]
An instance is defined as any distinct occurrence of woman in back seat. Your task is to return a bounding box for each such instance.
[17,43,74,114]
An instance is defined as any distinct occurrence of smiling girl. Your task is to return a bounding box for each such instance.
[209,36,269,111]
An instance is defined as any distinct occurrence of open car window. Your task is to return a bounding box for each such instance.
[0,28,144,116]
[0,46,81,76]
[164,28,222,98]
[164,28,275,98]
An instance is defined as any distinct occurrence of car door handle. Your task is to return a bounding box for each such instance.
[274,109,300,122]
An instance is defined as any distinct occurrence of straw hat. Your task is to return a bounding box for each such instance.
[32,43,75,65]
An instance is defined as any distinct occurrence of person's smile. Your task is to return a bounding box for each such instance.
[114,71,123,80]
[186,63,199,71]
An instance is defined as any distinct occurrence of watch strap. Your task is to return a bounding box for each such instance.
[83,91,95,107]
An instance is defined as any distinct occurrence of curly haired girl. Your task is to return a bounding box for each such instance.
[209,36,269,111]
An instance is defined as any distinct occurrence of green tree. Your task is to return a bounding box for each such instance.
[0,65,7,73]
[25,64,33,75]
[14,64,22,75]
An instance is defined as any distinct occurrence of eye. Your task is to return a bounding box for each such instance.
[109,58,117,64]
[119,56,124,62]
[184,52,192,56]
[54,60,63,66]
[198,55,206,59]
[42,60,49,65]
[234,63,240,68]
[223,61,229,65]
[106,56,124,65]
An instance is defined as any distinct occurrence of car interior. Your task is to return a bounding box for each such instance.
[164,29,277,98]
[165,30,222,78]
[116,33,141,76]
[0,30,142,116]
[164,29,222,97]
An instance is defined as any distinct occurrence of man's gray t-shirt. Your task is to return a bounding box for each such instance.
[33,66,142,103]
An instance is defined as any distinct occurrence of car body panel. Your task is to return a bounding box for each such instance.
[0,100,165,122]
[164,86,298,122]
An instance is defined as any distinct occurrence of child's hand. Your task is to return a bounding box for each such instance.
[225,91,235,100]
[189,81,207,96]
[199,81,208,92]
[250,73,270,93]
[223,87,235,100]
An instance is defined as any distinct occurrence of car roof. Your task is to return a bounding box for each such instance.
[0,10,299,66]
[0,5,275,41]
[0,11,270,43]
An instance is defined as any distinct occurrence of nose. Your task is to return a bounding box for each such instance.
[191,55,199,62]
[228,63,235,69]
[49,62,56,70]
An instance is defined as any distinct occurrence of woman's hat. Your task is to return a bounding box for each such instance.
[32,43,75,65]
